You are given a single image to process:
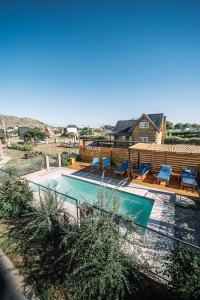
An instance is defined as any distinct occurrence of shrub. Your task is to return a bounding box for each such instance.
[10,143,33,151]
[64,213,144,300]
[164,136,200,145]
[2,185,145,300]
[0,178,33,219]
[61,152,78,166]
[166,243,200,299]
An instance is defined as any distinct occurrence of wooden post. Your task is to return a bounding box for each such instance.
[128,148,131,164]
[45,156,50,171]
[57,153,61,167]
[137,150,140,168]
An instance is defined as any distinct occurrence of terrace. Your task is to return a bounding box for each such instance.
[79,141,200,198]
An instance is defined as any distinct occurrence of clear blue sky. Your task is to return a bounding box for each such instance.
[0,0,200,126]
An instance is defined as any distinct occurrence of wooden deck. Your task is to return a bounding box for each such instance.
[68,162,200,198]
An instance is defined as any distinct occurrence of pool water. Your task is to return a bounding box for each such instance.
[37,175,154,227]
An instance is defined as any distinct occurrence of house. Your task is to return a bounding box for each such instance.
[45,127,54,137]
[111,113,166,144]
[64,127,79,140]
[18,127,30,136]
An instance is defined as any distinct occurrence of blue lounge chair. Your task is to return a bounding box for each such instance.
[114,161,129,177]
[181,169,198,192]
[102,157,110,170]
[91,157,99,170]
[133,163,151,181]
[156,165,172,186]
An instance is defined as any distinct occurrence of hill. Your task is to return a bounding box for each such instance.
[0,114,49,129]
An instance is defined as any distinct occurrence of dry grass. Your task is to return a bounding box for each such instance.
[35,143,78,156]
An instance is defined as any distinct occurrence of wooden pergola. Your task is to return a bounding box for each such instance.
[129,143,200,177]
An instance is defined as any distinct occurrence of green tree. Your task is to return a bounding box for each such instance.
[166,121,174,130]
[80,127,93,137]
[23,127,47,143]
[174,123,184,130]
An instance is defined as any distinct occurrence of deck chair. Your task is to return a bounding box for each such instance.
[133,163,151,181]
[181,168,198,192]
[91,157,99,170]
[102,157,110,170]
[114,161,129,177]
[156,165,172,186]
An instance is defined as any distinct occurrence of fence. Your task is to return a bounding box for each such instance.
[79,145,200,179]
[0,168,200,282]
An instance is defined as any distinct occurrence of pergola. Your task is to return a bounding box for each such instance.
[129,143,200,176]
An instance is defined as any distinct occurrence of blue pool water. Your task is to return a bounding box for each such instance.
[37,175,154,227]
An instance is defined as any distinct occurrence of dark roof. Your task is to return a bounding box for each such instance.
[112,113,164,135]
[112,120,137,135]
[147,114,164,130]
[18,127,29,135]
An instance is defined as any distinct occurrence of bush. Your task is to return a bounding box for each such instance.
[10,143,33,151]
[164,136,200,145]
[0,178,33,219]
[166,243,200,299]
[4,156,45,176]
[2,183,145,300]
[61,152,78,166]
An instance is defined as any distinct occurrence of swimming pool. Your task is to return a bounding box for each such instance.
[35,175,154,227]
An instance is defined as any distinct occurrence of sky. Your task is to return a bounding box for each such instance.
[0,0,200,127]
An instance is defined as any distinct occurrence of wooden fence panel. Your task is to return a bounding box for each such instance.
[130,149,200,176]
[80,146,200,177]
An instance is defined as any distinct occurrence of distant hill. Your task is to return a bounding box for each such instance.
[0,114,49,129]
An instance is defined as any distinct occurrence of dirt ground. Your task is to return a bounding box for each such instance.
[35,143,78,156]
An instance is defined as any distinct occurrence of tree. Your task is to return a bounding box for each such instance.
[67,124,78,128]
[174,123,184,130]
[80,127,93,137]
[23,128,47,143]
[166,121,174,130]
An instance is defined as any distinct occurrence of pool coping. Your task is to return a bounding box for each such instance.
[24,167,175,236]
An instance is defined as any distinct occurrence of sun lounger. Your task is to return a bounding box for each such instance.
[91,157,99,170]
[114,161,129,177]
[156,165,172,186]
[102,157,110,170]
[181,169,198,192]
[133,163,151,181]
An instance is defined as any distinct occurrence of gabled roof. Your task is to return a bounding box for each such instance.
[112,113,164,135]
[112,119,137,135]
[148,114,164,131]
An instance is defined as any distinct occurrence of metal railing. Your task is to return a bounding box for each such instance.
[1,168,200,282]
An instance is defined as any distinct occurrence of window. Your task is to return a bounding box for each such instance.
[139,121,149,129]
[121,136,126,141]
[139,136,149,142]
